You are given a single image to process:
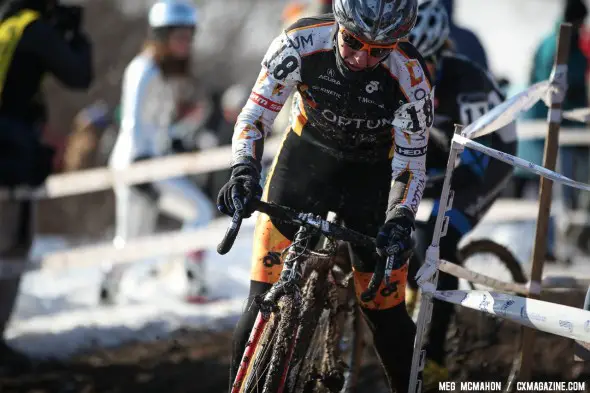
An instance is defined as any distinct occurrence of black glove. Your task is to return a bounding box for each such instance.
[217,162,262,218]
[375,209,414,260]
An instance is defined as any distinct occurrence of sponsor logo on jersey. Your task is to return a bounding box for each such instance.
[321,109,390,129]
[366,81,380,94]
[395,144,427,157]
[318,72,342,85]
[249,91,283,112]
[312,85,341,99]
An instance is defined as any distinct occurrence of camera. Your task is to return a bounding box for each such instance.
[51,4,83,34]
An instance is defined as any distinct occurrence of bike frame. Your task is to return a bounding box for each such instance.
[219,201,394,393]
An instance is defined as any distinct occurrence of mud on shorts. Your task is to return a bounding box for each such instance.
[250,129,407,310]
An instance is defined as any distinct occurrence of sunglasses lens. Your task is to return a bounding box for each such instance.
[342,31,364,51]
[369,48,392,58]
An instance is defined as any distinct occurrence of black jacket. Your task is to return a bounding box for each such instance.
[0,0,93,123]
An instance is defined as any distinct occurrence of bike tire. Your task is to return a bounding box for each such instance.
[240,295,298,393]
[290,260,365,393]
[456,239,527,286]
[289,268,330,393]
[451,239,526,385]
[240,313,279,393]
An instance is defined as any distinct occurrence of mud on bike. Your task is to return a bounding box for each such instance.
[217,200,405,393]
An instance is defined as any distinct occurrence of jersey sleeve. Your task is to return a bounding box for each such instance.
[386,48,434,222]
[117,61,160,162]
[231,32,302,168]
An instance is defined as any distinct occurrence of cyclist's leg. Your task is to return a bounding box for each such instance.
[154,176,215,301]
[230,130,337,385]
[337,161,415,393]
[101,185,159,303]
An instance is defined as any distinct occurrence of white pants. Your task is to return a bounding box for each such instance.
[103,176,214,301]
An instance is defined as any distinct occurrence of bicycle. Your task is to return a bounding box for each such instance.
[217,200,401,393]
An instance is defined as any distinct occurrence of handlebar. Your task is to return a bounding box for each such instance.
[217,199,403,302]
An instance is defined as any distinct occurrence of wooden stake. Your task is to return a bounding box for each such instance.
[517,22,573,381]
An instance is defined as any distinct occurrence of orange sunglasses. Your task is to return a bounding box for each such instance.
[339,27,398,58]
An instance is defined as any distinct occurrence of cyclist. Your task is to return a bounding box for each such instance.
[103,0,214,305]
[406,0,517,387]
[217,0,434,391]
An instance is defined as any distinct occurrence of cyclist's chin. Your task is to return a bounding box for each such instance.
[344,61,367,72]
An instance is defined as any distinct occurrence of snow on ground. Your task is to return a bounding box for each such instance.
[5,0,590,359]
[5,215,257,358]
[6,210,590,359]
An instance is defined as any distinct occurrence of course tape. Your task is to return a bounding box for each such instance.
[433,289,590,343]
[453,133,590,192]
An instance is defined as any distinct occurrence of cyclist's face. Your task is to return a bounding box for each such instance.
[337,28,395,71]
[168,27,195,58]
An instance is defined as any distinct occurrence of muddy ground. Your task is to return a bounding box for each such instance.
[1,290,590,393]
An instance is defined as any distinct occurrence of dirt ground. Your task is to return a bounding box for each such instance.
[1,290,590,393]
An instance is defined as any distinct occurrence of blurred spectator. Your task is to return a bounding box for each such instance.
[62,101,113,172]
[102,0,214,306]
[515,0,589,257]
[281,0,332,26]
[440,0,488,70]
[0,0,93,372]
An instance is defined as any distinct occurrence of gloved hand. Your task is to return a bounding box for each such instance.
[375,213,414,261]
[217,162,262,218]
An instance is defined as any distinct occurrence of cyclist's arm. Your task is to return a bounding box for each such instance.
[231,32,301,169]
[387,47,434,222]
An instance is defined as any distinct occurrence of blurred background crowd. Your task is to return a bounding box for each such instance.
[34,0,590,242]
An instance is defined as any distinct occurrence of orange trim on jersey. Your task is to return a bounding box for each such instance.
[399,166,413,205]
[396,47,432,90]
[288,21,334,34]
[292,96,308,136]
[354,263,408,310]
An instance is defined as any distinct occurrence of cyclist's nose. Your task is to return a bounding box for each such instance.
[352,49,369,68]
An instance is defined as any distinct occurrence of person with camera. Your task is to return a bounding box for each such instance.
[0,0,92,373]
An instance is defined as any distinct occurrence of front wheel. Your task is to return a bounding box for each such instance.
[239,295,299,393]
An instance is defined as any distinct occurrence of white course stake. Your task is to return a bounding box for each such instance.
[409,125,463,393]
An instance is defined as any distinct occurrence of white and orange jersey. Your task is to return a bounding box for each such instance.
[233,14,433,216]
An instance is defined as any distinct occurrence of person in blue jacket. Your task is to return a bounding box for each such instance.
[516,0,589,257]
[440,0,488,70]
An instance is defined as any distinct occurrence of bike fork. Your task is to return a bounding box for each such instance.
[278,325,300,393]
[231,311,270,393]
